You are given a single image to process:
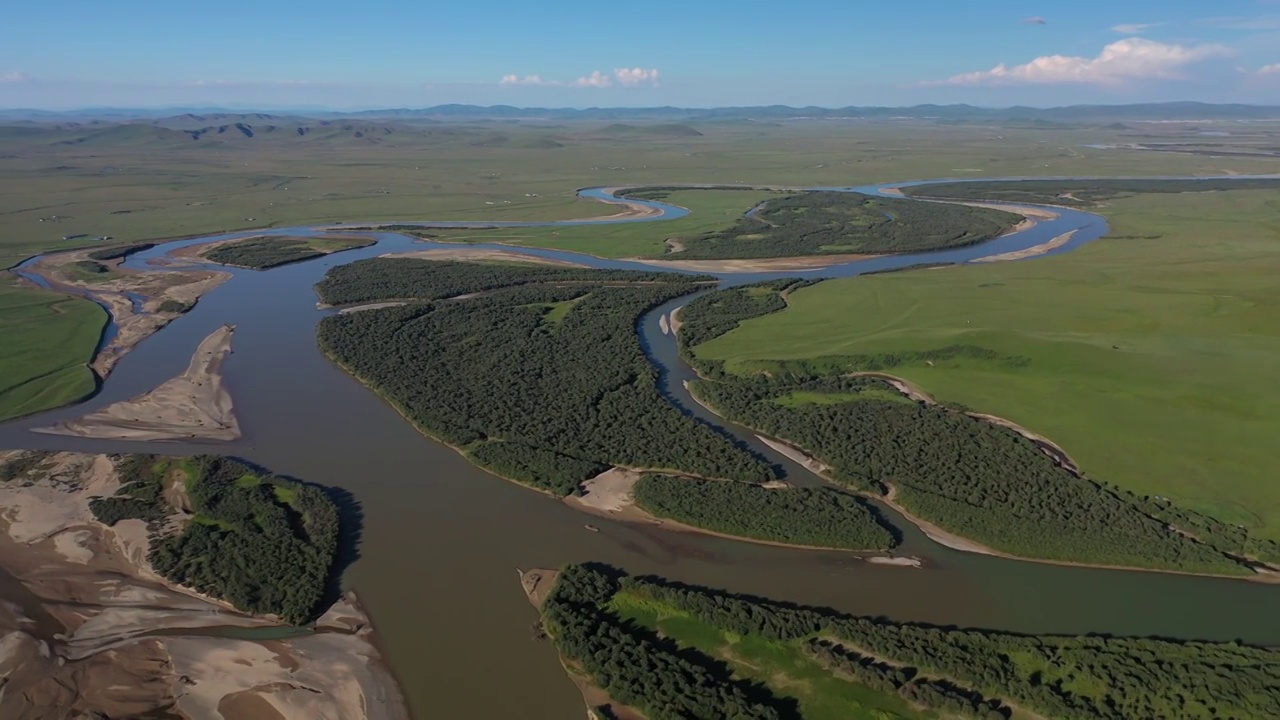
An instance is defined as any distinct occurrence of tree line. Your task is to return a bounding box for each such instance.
[88,454,340,625]
[613,567,1280,720]
[316,267,774,495]
[314,257,713,306]
[633,475,895,551]
[903,178,1280,206]
[204,236,334,269]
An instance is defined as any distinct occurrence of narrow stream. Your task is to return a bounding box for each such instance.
[3,179,1277,719]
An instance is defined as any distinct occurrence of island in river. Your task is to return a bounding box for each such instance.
[0,450,408,720]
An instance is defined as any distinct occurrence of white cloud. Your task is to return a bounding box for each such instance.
[614,67,660,87]
[500,74,555,86]
[1111,22,1162,34]
[572,70,613,88]
[500,67,660,89]
[928,38,1233,86]
[1260,63,1280,75]
[1,71,29,83]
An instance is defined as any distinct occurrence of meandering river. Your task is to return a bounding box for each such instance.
[4,179,1278,719]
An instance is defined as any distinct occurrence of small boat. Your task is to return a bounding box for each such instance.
[584,524,600,533]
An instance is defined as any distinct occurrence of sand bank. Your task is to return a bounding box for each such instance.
[0,451,408,720]
[565,187,664,222]
[972,230,1077,263]
[30,247,231,378]
[624,252,883,273]
[380,247,589,266]
[37,324,240,442]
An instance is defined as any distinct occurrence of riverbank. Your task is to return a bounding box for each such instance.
[625,251,884,273]
[380,246,589,266]
[36,324,240,442]
[0,451,409,719]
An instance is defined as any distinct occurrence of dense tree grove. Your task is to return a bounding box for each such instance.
[86,242,156,261]
[0,450,54,482]
[543,565,786,720]
[609,569,1280,720]
[88,454,340,625]
[657,191,1019,259]
[204,236,353,269]
[317,267,773,493]
[903,178,1280,206]
[676,280,804,361]
[469,440,607,496]
[315,257,713,306]
[633,475,895,550]
[692,375,1248,573]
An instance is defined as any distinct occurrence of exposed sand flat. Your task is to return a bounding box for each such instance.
[565,187,664,222]
[572,467,642,513]
[0,451,409,720]
[625,252,883,273]
[30,248,231,378]
[669,306,685,336]
[37,324,239,442]
[972,230,1077,263]
[659,313,671,335]
[757,435,834,476]
[380,247,589,266]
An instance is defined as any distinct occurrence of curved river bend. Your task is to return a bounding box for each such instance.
[3,179,1278,720]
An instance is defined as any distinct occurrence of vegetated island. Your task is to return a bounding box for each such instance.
[902,177,1280,206]
[0,450,408,719]
[315,258,895,551]
[622,188,1023,259]
[37,323,239,441]
[198,233,376,269]
[527,563,1280,720]
[676,280,1280,577]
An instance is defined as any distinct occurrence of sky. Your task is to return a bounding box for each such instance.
[3,0,1280,110]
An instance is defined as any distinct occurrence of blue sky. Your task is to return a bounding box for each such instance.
[3,0,1280,109]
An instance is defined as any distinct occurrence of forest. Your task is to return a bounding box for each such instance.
[690,374,1250,574]
[903,178,1280,205]
[203,235,373,269]
[592,566,1280,720]
[315,257,711,306]
[676,279,806,373]
[89,454,340,625]
[632,475,895,551]
[316,263,773,495]
[542,564,787,720]
[659,191,1020,259]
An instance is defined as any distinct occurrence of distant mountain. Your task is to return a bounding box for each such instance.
[5,102,1280,124]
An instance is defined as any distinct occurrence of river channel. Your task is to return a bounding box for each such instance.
[3,179,1278,719]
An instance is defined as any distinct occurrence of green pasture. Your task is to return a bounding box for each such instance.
[696,189,1280,538]
[0,283,104,421]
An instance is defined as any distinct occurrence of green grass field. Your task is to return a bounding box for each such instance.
[4,118,1279,420]
[609,589,930,720]
[0,283,104,421]
[696,189,1280,539]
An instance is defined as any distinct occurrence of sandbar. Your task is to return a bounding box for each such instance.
[37,324,239,442]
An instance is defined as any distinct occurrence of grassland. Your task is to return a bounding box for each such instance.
[695,189,1280,540]
[4,118,1279,421]
[0,283,104,421]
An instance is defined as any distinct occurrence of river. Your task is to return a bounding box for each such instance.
[3,179,1278,719]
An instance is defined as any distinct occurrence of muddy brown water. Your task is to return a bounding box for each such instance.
[3,183,1280,719]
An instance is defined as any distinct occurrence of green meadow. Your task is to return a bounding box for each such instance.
[695,189,1280,539]
[0,283,103,421]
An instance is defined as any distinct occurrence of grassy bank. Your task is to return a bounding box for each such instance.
[0,283,104,422]
[695,189,1280,541]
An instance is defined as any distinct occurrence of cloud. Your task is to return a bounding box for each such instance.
[0,71,29,83]
[1022,16,1047,25]
[500,67,660,89]
[572,70,613,88]
[614,67,660,87]
[499,74,552,86]
[1259,63,1280,75]
[927,38,1233,86]
[1111,22,1162,34]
